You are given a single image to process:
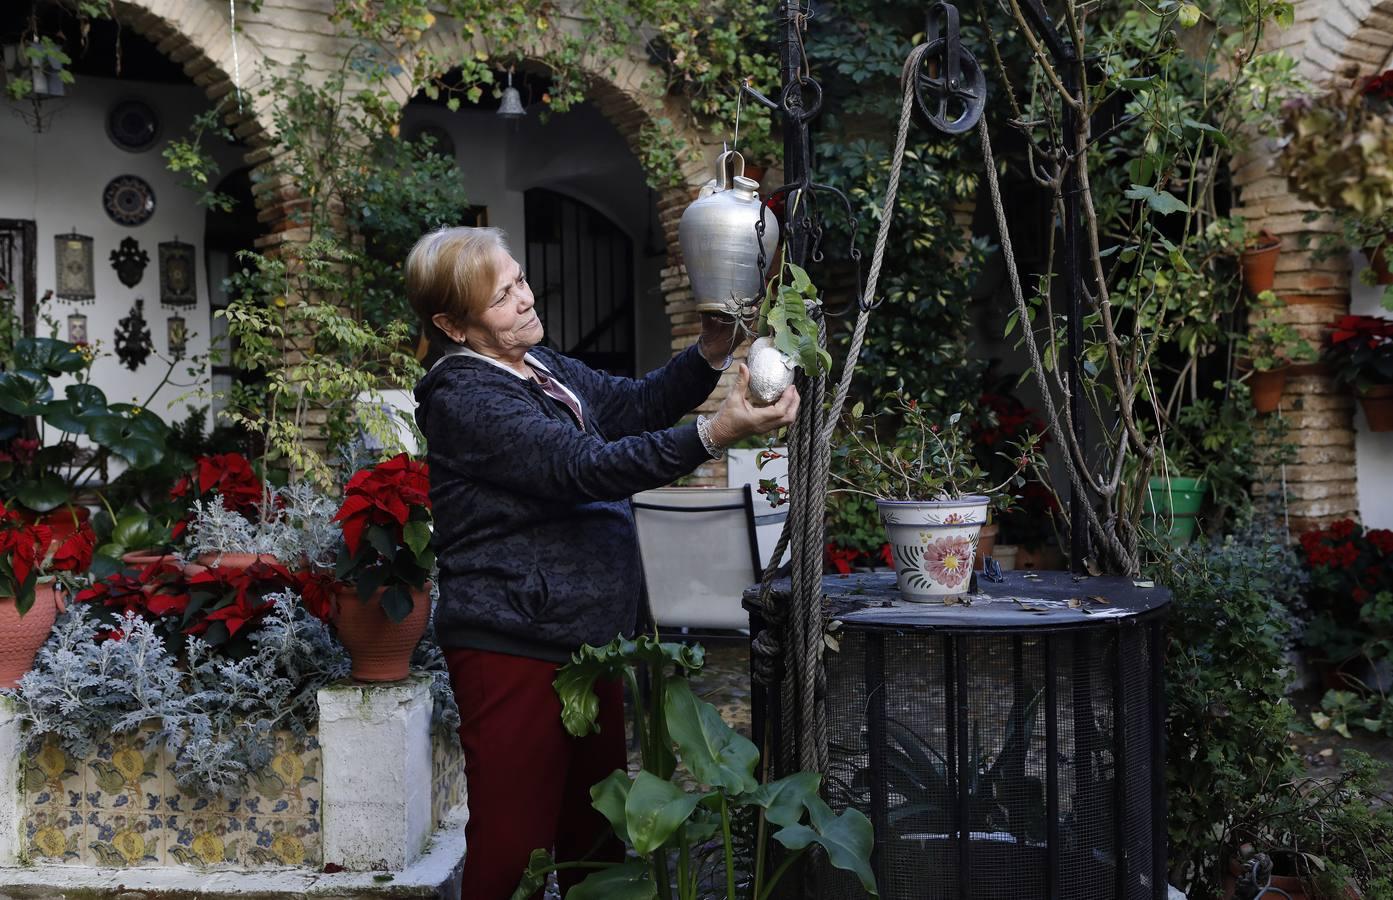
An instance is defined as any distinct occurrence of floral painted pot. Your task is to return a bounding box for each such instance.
[0,581,62,689]
[876,497,989,602]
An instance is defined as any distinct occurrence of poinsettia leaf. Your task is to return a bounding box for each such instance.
[379,585,414,623]
[355,563,389,602]
[402,520,430,558]
[366,523,396,561]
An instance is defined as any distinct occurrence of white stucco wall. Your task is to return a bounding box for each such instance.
[1349,252,1393,528]
[0,75,243,430]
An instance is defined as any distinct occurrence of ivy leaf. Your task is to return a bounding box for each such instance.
[1177,3,1202,27]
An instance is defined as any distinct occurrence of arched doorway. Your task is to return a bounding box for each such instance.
[525,188,636,377]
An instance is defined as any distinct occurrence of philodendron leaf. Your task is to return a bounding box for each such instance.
[664,677,758,794]
[744,771,822,827]
[555,658,610,737]
[590,769,634,846]
[773,795,878,897]
[509,848,555,900]
[565,860,657,900]
[555,636,706,738]
[624,770,702,856]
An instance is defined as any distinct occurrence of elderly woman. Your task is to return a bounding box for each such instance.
[407,226,798,898]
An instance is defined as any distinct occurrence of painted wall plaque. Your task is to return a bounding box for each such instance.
[54,232,95,302]
[103,175,156,226]
[158,240,196,307]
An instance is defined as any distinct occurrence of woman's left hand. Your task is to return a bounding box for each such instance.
[698,312,748,368]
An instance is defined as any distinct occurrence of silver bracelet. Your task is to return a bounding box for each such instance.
[696,414,726,460]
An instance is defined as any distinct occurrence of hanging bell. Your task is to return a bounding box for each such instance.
[678,150,779,316]
[497,70,526,119]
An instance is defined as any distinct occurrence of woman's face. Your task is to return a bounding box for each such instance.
[442,248,543,359]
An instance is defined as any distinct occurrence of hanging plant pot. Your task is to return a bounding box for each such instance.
[1144,477,1208,548]
[1248,367,1289,414]
[876,497,989,603]
[1239,232,1281,295]
[1358,384,1393,431]
[0,581,62,689]
[1367,240,1393,285]
[333,583,431,682]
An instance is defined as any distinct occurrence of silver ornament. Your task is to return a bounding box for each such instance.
[746,337,795,406]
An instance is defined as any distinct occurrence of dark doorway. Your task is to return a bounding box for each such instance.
[524,189,636,377]
[0,219,37,345]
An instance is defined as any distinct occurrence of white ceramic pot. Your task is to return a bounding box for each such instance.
[877,496,990,602]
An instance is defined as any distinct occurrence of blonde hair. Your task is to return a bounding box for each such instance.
[404,226,511,348]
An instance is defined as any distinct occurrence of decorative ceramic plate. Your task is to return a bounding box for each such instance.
[106,99,160,152]
[103,175,157,226]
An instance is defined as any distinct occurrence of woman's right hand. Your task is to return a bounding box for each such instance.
[706,364,800,448]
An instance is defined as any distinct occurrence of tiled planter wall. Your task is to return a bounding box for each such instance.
[20,721,466,871]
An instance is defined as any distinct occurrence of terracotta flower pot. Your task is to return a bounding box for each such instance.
[195,551,281,574]
[122,549,177,570]
[1358,384,1393,432]
[973,522,1000,570]
[1367,241,1393,285]
[1240,233,1281,295]
[0,582,62,689]
[333,583,431,682]
[1249,367,1289,414]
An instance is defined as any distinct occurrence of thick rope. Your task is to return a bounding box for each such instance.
[757,43,929,780]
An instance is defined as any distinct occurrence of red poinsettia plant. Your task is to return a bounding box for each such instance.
[169,452,268,539]
[1298,519,1393,667]
[332,453,433,622]
[0,506,95,614]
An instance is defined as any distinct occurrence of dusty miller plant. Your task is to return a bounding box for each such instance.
[10,595,350,798]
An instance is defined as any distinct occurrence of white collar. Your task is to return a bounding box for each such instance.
[432,344,552,378]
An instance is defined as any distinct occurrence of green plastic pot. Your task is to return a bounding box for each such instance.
[1144,476,1208,547]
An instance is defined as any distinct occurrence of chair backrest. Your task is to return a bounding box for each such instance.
[631,485,787,631]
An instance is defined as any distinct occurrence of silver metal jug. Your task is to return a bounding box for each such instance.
[678,151,780,316]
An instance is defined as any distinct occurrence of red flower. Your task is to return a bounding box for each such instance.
[879,543,895,568]
[170,453,266,537]
[77,573,149,615]
[0,521,52,591]
[49,523,96,574]
[294,569,343,622]
[333,454,431,557]
[1329,519,1356,539]
[825,543,860,575]
[1353,587,1370,603]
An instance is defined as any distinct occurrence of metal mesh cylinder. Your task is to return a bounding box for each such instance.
[750,571,1169,900]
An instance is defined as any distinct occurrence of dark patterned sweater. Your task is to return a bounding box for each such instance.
[414,344,720,662]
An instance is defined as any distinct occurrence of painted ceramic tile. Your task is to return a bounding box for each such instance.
[431,733,467,827]
[84,810,163,867]
[243,815,320,868]
[23,737,83,813]
[85,736,161,813]
[25,808,82,863]
[243,734,321,818]
[165,814,243,867]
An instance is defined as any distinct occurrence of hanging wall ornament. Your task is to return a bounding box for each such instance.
[109,237,149,288]
[114,298,153,370]
[54,231,95,302]
[103,175,157,226]
[167,313,187,360]
[67,311,88,345]
[158,239,196,307]
[106,98,160,153]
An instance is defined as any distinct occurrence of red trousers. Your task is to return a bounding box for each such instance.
[444,647,626,900]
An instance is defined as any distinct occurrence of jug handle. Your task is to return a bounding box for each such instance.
[714,150,746,190]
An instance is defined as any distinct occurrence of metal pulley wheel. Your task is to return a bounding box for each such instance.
[912,2,987,135]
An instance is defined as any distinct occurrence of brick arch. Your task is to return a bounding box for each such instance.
[1232,0,1393,531]
[113,0,273,146]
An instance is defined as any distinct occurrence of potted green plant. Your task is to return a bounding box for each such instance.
[331,452,433,681]
[1327,314,1393,430]
[0,337,170,535]
[1239,291,1318,413]
[834,395,1041,603]
[0,507,94,687]
[1239,231,1282,295]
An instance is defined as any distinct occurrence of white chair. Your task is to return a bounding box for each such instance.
[631,485,788,633]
